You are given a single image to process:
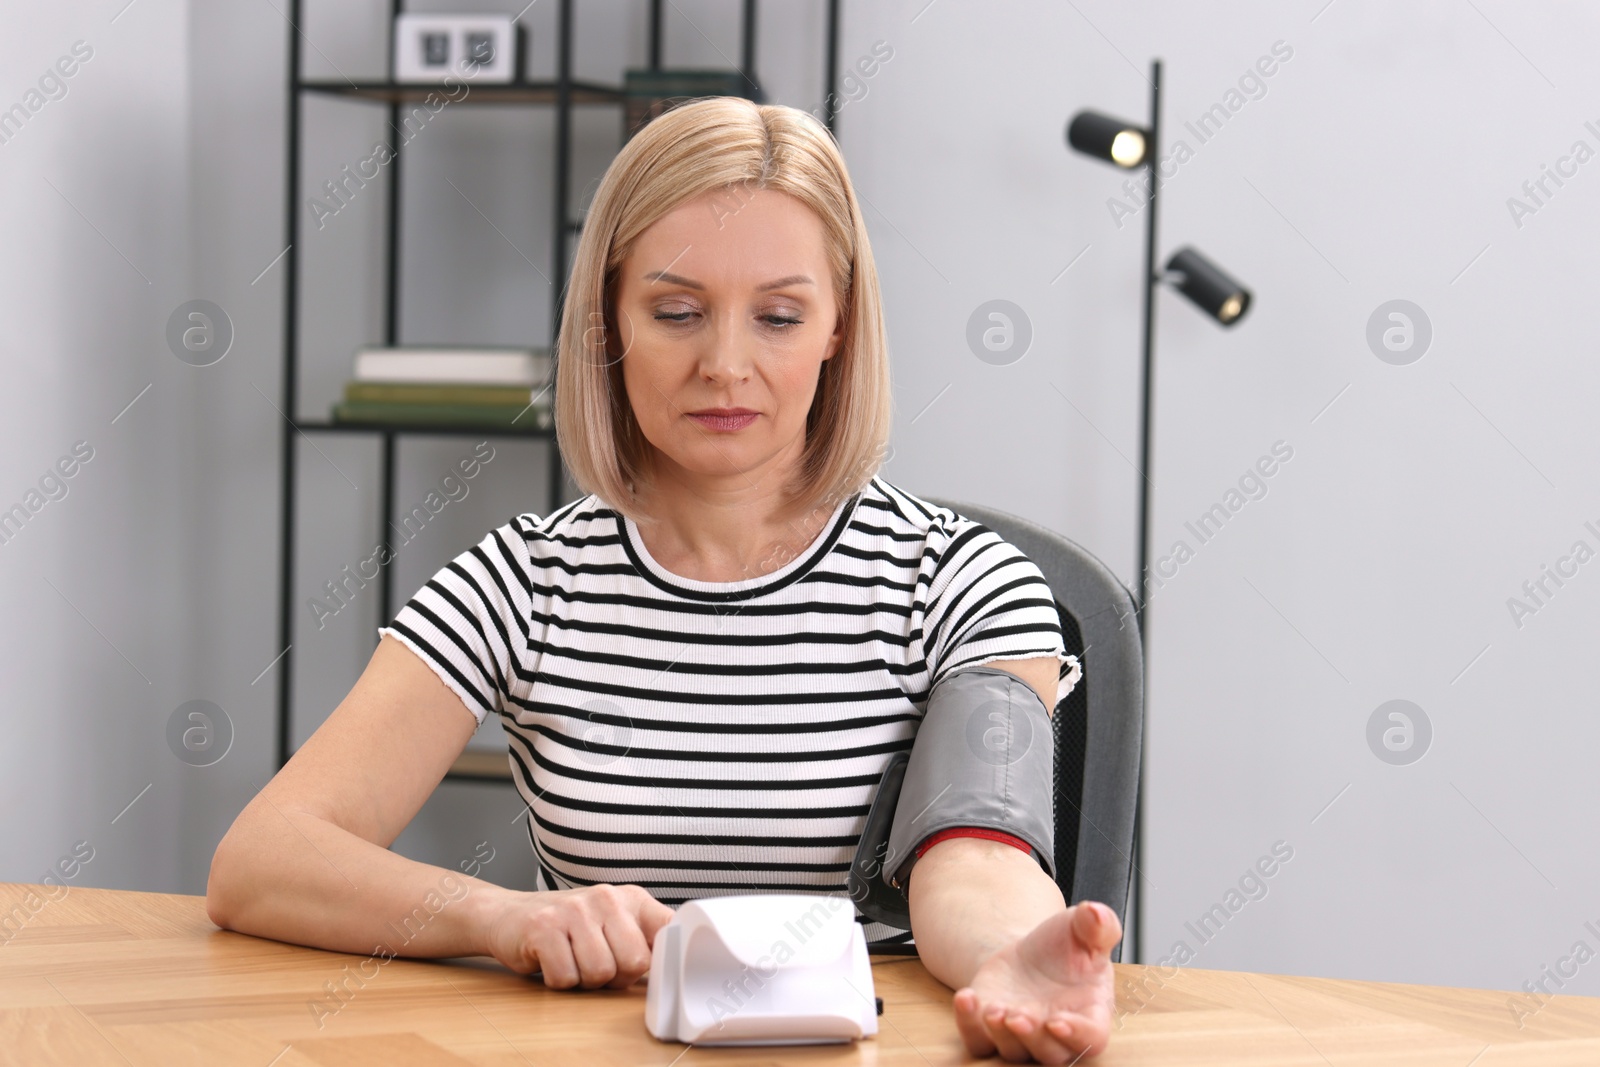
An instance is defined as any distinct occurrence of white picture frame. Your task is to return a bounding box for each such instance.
[393,14,518,84]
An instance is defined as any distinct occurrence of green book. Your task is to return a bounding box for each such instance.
[331,400,552,430]
[344,381,537,406]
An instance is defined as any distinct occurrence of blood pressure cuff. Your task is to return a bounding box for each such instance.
[848,665,1056,930]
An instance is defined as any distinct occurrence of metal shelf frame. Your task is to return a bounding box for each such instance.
[274,0,842,782]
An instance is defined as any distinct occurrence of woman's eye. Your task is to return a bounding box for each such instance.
[653,311,801,328]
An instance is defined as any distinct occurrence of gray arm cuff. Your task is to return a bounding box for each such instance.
[884,665,1056,892]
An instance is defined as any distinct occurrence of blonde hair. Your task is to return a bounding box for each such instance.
[553,96,892,523]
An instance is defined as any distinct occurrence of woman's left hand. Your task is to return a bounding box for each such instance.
[951,900,1122,1063]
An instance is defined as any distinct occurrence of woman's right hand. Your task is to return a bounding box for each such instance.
[482,883,677,990]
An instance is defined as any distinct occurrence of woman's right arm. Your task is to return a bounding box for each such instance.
[205,634,674,989]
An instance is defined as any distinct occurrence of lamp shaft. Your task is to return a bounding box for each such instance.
[1134,60,1159,616]
[1129,56,1161,973]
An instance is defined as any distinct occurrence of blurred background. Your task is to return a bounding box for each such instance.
[3,0,1597,999]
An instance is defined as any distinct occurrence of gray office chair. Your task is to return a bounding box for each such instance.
[927,497,1144,963]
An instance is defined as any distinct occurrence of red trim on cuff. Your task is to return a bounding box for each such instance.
[914,826,1034,859]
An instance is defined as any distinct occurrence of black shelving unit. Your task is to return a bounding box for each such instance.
[275,0,841,782]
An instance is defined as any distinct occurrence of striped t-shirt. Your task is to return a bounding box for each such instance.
[379,476,1079,945]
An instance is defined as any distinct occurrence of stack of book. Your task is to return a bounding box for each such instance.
[331,346,553,430]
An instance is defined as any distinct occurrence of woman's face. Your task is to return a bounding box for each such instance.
[613,186,845,495]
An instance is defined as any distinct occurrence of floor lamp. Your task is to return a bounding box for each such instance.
[1066,59,1255,964]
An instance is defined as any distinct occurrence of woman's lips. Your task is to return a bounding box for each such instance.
[687,411,758,431]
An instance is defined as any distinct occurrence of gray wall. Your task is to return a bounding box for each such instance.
[838,0,1600,994]
[4,0,1597,1003]
[0,0,196,893]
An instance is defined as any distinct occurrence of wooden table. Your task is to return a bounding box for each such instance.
[3,883,1599,1065]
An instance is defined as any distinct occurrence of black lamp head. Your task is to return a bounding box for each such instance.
[1163,247,1251,326]
[1066,110,1148,168]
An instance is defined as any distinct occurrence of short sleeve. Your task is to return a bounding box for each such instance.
[377,520,531,726]
[922,520,1082,709]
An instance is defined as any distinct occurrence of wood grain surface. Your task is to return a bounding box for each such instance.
[2,883,1598,1065]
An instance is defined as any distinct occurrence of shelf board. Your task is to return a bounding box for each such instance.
[866,943,921,957]
[300,79,624,105]
[446,749,515,781]
[295,418,555,438]
[281,745,513,782]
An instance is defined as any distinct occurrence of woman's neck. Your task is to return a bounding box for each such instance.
[629,451,836,584]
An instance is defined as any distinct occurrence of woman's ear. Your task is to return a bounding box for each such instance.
[823,308,847,361]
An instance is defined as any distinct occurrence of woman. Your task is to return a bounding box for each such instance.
[208,96,1121,1063]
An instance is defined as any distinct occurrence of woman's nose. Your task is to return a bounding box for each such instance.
[697,314,756,382]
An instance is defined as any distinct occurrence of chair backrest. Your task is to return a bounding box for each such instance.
[925,497,1143,961]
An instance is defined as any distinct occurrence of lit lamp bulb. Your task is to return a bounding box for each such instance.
[1109,129,1146,168]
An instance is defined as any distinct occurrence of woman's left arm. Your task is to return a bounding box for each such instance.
[907,656,1122,1063]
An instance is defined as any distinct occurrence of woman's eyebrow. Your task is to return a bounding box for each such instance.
[756,274,815,291]
[643,270,815,291]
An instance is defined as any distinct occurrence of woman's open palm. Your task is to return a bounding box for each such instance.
[952,901,1121,1063]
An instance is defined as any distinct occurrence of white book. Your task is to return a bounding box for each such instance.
[353,346,551,386]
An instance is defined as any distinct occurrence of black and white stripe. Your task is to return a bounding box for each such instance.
[380,477,1076,945]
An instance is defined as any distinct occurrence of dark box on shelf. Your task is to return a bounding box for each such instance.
[623,69,764,142]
